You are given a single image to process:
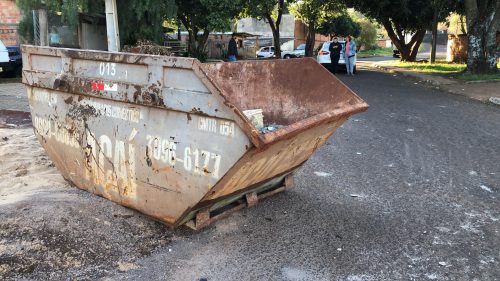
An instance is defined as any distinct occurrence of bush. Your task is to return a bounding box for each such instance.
[356,20,377,51]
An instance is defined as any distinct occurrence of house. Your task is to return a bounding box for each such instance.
[237,14,330,50]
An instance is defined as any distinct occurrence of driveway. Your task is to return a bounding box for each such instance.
[0,67,499,280]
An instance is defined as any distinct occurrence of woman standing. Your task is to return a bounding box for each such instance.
[344,35,356,75]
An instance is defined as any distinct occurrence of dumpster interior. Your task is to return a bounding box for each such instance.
[202,58,365,129]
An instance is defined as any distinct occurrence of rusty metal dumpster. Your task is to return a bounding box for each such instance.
[22,45,368,229]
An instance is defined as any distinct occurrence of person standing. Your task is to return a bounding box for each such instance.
[328,36,342,74]
[344,35,357,75]
[228,34,238,62]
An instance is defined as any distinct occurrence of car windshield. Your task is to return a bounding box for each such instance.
[296,44,305,50]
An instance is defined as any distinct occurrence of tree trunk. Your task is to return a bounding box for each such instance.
[264,0,284,59]
[179,15,209,61]
[305,23,316,57]
[465,0,499,74]
[430,4,438,63]
[177,18,181,41]
[409,30,426,61]
[265,13,281,59]
[383,20,426,62]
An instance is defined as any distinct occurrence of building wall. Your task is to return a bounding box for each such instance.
[0,0,21,45]
[293,20,330,49]
[237,15,295,38]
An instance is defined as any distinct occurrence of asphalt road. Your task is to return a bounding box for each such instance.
[123,68,499,280]
[1,66,499,280]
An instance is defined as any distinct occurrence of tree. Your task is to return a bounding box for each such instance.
[289,0,344,57]
[464,0,499,74]
[16,0,176,46]
[429,0,459,63]
[356,19,378,50]
[447,13,467,35]
[347,0,453,61]
[245,0,286,58]
[176,0,243,61]
[318,14,360,38]
[118,0,176,45]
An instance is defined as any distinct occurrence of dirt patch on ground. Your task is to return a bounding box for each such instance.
[0,128,174,280]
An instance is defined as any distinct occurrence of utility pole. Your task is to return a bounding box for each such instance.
[105,0,120,52]
[38,9,48,46]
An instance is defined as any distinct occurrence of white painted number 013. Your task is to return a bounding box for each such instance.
[99,62,116,76]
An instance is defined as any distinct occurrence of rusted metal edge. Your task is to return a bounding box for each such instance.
[176,164,301,227]
[21,45,197,68]
[22,69,236,122]
[196,58,369,149]
[184,173,295,230]
[256,103,368,148]
[193,61,262,148]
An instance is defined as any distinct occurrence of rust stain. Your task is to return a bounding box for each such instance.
[64,96,73,104]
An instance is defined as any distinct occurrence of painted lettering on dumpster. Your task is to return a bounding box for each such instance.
[84,132,138,196]
[198,117,235,137]
[146,135,222,179]
[32,115,138,195]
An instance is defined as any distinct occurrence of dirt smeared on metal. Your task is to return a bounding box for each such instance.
[0,110,32,128]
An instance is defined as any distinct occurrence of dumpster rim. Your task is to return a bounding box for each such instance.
[197,57,369,148]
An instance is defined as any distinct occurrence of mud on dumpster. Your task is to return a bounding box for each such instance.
[22,46,368,229]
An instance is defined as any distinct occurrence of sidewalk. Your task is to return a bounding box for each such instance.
[369,62,500,105]
[0,82,29,112]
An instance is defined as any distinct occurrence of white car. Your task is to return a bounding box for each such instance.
[282,43,305,59]
[256,46,275,58]
[316,41,356,73]
[0,39,10,74]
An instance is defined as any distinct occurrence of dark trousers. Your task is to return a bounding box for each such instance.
[330,54,340,74]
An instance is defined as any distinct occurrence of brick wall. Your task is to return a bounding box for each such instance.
[0,0,22,45]
[294,20,330,49]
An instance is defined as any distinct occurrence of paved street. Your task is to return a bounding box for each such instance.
[1,67,499,280]
[0,82,28,112]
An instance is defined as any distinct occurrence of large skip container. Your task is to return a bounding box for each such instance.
[22,46,368,229]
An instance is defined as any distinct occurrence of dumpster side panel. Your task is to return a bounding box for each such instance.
[201,117,346,202]
[23,46,253,224]
[202,58,367,125]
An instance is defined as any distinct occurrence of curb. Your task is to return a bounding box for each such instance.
[371,63,500,106]
[465,79,500,84]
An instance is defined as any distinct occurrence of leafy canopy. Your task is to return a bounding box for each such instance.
[16,0,177,45]
[318,14,361,37]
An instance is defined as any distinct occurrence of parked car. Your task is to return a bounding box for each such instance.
[0,39,10,74]
[393,48,400,58]
[282,43,305,59]
[256,46,275,58]
[316,41,357,74]
[0,40,22,77]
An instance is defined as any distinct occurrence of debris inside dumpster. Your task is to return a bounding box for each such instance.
[260,124,286,134]
[243,109,264,129]
[122,40,174,56]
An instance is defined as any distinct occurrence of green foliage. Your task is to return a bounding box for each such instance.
[243,0,280,21]
[289,0,344,56]
[176,0,243,60]
[357,47,393,57]
[243,0,286,57]
[356,19,377,50]
[118,0,176,45]
[318,14,360,37]
[447,13,467,35]
[16,0,176,46]
[384,60,465,73]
